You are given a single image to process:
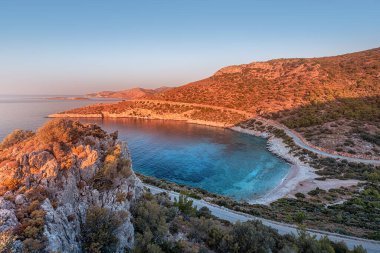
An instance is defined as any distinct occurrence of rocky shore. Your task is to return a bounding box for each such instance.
[0,120,143,252]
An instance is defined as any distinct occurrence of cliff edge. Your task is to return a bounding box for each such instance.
[0,119,143,252]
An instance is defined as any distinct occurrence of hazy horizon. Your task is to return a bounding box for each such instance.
[1,0,379,95]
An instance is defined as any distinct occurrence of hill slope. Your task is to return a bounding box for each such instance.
[151,47,380,114]
[87,86,172,99]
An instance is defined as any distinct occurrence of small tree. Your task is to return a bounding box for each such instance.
[82,206,127,253]
[174,195,196,216]
[294,211,306,224]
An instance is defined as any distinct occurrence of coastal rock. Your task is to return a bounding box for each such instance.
[14,194,26,205]
[0,120,143,253]
[0,208,18,232]
[29,151,55,169]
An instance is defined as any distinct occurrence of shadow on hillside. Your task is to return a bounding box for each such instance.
[259,96,380,129]
[234,96,380,159]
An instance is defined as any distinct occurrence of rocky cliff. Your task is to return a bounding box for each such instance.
[0,120,143,252]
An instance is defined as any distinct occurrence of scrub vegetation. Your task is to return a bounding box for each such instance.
[138,174,380,241]
[59,100,249,125]
[269,96,380,158]
[130,191,366,253]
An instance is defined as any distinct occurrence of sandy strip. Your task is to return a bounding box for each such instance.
[230,126,360,204]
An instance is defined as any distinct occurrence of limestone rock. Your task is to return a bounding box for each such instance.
[0,121,143,253]
[14,194,26,205]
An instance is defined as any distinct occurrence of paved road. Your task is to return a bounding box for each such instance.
[145,184,380,253]
[256,117,380,165]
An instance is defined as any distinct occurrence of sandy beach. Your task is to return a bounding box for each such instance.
[231,126,360,204]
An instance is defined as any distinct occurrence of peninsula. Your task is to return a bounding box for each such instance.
[48,47,380,242]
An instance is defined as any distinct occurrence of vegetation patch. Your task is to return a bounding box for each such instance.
[82,206,128,253]
[131,191,367,253]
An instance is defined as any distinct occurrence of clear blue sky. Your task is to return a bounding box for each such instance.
[0,0,379,95]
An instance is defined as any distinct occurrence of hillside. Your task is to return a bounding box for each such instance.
[87,86,172,99]
[151,47,380,114]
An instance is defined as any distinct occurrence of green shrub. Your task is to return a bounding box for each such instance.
[82,206,128,253]
[174,195,196,216]
[295,192,306,199]
[93,144,132,191]
[294,211,306,224]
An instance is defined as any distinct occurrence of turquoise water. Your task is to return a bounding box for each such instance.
[0,96,290,201]
[79,118,290,200]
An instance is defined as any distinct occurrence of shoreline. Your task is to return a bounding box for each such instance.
[49,113,360,204]
[232,126,360,204]
[231,126,316,204]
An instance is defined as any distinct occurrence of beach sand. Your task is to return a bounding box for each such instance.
[231,126,360,204]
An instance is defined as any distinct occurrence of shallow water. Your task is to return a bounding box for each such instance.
[0,96,290,201]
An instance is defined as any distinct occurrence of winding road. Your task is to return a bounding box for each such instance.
[145,184,380,253]
[256,117,380,165]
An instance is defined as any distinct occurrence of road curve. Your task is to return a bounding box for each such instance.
[256,117,380,165]
[145,184,380,253]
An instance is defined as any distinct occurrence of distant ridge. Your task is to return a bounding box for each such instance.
[149,47,380,114]
[87,86,172,99]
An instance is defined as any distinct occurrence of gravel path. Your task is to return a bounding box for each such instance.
[145,184,380,253]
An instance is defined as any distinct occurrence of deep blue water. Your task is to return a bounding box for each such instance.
[0,96,290,201]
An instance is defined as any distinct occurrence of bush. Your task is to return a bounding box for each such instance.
[174,195,196,216]
[22,238,45,253]
[93,144,132,191]
[36,119,107,146]
[227,221,278,252]
[0,129,34,149]
[295,192,306,199]
[294,211,306,224]
[36,119,82,144]
[131,190,364,253]
[82,206,128,253]
[0,231,16,252]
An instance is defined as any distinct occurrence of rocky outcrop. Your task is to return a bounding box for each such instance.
[0,120,143,252]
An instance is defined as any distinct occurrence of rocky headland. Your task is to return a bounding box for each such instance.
[0,120,143,252]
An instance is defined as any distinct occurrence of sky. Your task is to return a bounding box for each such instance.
[0,0,379,95]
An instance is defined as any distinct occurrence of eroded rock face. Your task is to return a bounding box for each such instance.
[42,143,142,253]
[0,120,143,253]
